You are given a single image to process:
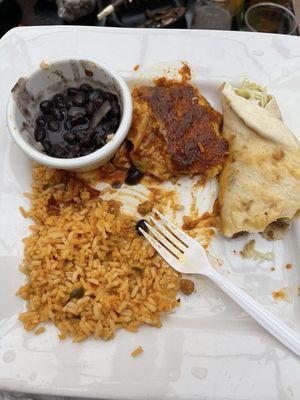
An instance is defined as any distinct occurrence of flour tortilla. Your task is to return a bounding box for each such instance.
[218,82,300,239]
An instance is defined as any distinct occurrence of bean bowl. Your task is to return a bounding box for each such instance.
[6,58,132,171]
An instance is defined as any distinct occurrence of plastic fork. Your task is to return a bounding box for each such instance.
[139,209,300,357]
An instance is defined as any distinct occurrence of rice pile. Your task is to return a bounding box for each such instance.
[18,165,180,342]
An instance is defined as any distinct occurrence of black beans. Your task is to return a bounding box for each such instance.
[74,129,91,147]
[53,108,65,121]
[34,127,46,142]
[53,93,65,105]
[94,98,104,109]
[36,116,46,127]
[66,87,79,96]
[81,148,95,156]
[136,219,148,235]
[110,101,120,117]
[89,89,105,102]
[126,139,134,151]
[95,124,107,136]
[102,122,113,133]
[125,166,143,186]
[80,83,92,94]
[64,119,73,131]
[34,84,121,159]
[70,144,80,153]
[108,93,118,102]
[40,100,53,114]
[109,117,120,130]
[41,139,51,152]
[50,144,66,158]
[48,120,60,132]
[72,116,89,127]
[72,117,89,132]
[94,133,106,148]
[66,100,73,110]
[82,131,95,148]
[72,93,87,106]
[56,101,66,109]
[63,131,78,145]
[85,102,95,117]
[67,144,81,158]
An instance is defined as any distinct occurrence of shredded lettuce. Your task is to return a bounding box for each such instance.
[235,79,271,108]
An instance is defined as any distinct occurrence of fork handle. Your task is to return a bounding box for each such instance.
[208,271,300,357]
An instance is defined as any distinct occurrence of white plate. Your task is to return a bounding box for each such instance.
[0,26,300,400]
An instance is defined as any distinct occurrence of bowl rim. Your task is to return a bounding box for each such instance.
[6,56,132,169]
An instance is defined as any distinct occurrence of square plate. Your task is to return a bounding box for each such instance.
[0,26,300,400]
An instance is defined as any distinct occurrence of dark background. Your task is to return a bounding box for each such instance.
[0,0,209,37]
[0,0,297,38]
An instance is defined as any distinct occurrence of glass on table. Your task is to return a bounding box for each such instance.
[191,0,233,30]
[245,2,298,34]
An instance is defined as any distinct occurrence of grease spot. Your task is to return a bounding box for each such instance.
[29,371,37,381]
[252,50,264,56]
[272,287,289,302]
[3,349,16,363]
[191,366,207,380]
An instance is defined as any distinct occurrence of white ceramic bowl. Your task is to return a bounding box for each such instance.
[6,58,132,171]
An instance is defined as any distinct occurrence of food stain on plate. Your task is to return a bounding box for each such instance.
[2,349,16,363]
[29,371,38,381]
[191,366,208,380]
[272,287,290,302]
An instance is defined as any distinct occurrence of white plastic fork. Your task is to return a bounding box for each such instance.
[139,209,300,357]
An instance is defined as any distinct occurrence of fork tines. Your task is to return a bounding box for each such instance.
[139,209,189,259]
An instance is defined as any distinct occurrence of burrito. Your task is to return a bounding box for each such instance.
[218,80,300,240]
